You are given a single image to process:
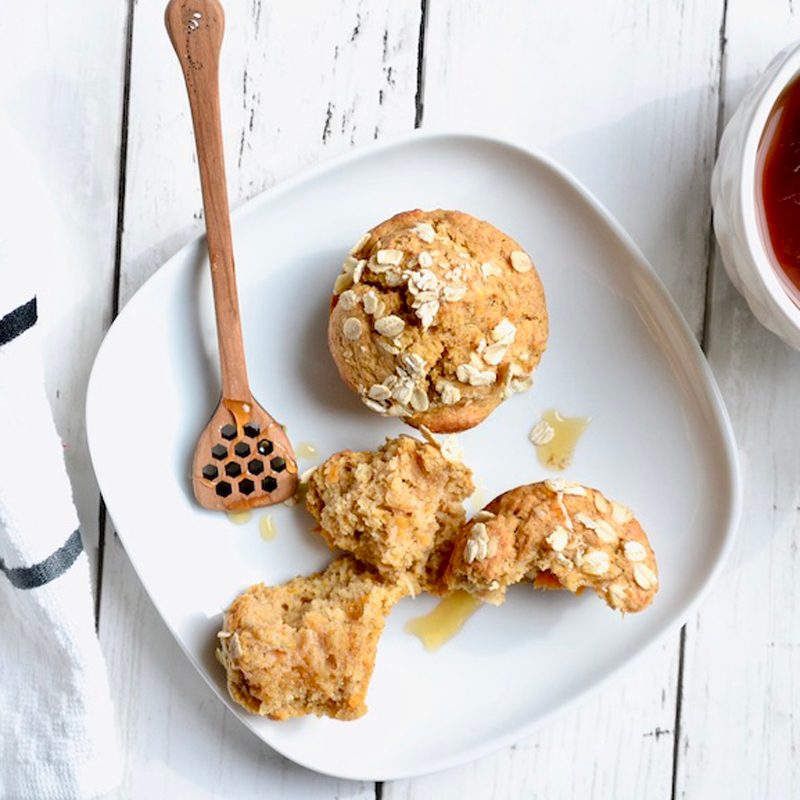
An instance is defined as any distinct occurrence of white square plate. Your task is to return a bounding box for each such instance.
[87,132,740,781]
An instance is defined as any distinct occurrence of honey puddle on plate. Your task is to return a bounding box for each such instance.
[534,409,590,470]
[296,441,317,459]
[406,591,482,652]
[259,513,277,541]
[227,510,253,525]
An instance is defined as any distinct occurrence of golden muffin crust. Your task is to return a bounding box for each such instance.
[304,434,474,594]
[329,209,548,432]
[445,480,658,613]
[218,556,406,721]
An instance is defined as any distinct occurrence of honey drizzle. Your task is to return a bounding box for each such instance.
[221,398,297,476]
[222,398,252,431]
[259,513,277,541]
[405,591,482,651]
[227,510,252,525]
[536,409,590,471]
[296,441,317,459]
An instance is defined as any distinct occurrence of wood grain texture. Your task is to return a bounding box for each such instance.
[116,0,420,308]
[99,0,421,796]
[164,0,300,510]
[422,0,725,338]
[0,2,128,571]
[166,0,252,402]
[384,641,678,800]
[385,1,724,797]
[674,3,800,797]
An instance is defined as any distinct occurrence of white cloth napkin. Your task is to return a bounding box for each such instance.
[0,116,121,799]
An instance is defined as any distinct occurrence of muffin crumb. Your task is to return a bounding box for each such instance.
[305,435,474,594]
[219,556,406,721]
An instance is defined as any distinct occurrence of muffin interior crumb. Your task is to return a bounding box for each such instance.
[219,556,406,721]
[305,434,474,593]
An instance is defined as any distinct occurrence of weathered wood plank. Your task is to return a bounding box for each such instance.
[675,3,800,796]
[388,0,725,796]
[422,0,724,338]
[385,642,677,800]
[117,0,420,307]
[99,1,421,796]
[0,2,128,573]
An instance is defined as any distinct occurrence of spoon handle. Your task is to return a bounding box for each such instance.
[165,0,249,401]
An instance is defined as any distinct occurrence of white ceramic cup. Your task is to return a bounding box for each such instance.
[712,41,800,351]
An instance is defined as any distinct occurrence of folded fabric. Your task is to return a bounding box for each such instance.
[0,113,121,799]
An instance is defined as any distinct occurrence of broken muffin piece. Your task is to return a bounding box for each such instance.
[444,479,658,613]
[304,434,474,594]
[218,555,407,721]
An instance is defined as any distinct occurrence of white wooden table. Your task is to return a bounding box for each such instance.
[3,1,798,797]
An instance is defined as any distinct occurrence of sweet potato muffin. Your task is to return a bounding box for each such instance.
[304,433,474,594]
[218,556,406,721]
[445,479,658,613]
[329,209,548,432]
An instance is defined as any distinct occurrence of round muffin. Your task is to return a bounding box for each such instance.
[328,209,548,432]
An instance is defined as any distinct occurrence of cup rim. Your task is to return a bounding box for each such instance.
[739,42,800,328]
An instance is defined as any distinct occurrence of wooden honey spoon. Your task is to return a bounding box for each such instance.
[165,0,298,511]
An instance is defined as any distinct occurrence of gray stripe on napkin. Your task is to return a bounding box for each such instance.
[0,296,37,347]
[0,529,83,589]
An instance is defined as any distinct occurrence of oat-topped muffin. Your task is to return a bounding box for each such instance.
[218,556,406,721]
[304,433,474,594]
[329,209,548,432]
[445,479,658,613]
